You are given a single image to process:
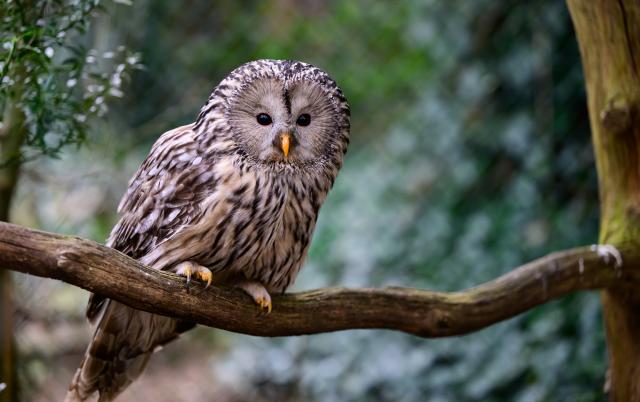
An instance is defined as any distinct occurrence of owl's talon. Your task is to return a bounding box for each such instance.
[255,296,272,313]
[236,280,272,314]
[175,263,192,289]
[175,261,213,289]
[195,270,213,288]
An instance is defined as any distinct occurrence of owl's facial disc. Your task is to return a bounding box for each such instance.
[227,76,339,166]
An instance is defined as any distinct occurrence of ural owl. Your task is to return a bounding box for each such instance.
[65,59,350,401]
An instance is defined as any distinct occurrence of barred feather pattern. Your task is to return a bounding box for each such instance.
[65,60,350,401]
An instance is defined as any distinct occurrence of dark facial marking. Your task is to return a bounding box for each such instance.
[283,88,292,115]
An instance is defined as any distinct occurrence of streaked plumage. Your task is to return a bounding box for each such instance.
[65,59,350,401]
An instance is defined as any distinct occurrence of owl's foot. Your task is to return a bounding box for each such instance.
[175,261,213,289]
[236,280,272,314]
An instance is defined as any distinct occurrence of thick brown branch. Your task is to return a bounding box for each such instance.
[0,221,638,338]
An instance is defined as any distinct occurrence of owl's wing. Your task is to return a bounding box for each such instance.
[108,123,208,259]
[87,123,213,322]
[68,124,216,401]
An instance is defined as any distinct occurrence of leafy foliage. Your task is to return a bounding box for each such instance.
[0,0,140,162]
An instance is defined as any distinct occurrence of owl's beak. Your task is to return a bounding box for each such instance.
[280,133,291,158]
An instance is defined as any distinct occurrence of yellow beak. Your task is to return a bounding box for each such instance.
[280,133,291,157]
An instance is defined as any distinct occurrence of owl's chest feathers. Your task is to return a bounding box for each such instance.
[207,166,321,290]
[157,161,325,291]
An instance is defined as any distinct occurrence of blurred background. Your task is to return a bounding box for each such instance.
[1,0,604,401]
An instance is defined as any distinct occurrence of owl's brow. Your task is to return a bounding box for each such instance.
[282,88,292,115]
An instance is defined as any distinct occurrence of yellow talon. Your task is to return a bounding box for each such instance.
[182,266,192,286]
[256,297,272,314]
[236,280,272,314]
[175,262,212,289]
[195,270,213,288]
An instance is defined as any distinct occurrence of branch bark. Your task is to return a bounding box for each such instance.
[0,221,637,338]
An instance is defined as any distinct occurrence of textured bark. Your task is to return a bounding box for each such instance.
[0,222,637,338]
[567,0,640,400]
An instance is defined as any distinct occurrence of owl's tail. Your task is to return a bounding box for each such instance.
[64,300,194,402]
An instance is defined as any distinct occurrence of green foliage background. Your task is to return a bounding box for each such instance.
[0,0,140,162]
[5,1,603,401]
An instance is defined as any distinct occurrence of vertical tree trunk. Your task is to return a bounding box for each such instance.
[566,1,640,400]
[0,102,25,402]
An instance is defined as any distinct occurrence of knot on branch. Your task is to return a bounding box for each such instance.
[426,309,453,333]
[600,95,633,134]
[591,244,623,269]
[57,250,76,269]
[57,248,89,272]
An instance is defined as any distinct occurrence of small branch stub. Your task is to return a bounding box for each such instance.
[600,95,632,134]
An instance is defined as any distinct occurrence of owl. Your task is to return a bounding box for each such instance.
[64,59,350,401]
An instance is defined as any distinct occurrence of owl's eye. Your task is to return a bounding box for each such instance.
[296,113,311,127]
[256,113,272,126]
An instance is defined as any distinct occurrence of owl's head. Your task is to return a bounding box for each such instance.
[195,60,350,169]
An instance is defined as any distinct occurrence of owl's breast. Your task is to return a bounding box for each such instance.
[222,171,322,292]
[197,166,324,290]
[140,160,326,292]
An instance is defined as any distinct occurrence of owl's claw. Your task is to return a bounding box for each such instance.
[175,261,213,289]
[236,280,272,314]
[255,296,272,314]
[195,269,213,288]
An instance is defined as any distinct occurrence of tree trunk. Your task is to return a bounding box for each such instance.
[566,1,640,400]
[0,100,25,402]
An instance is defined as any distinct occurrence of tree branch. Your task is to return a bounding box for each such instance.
[0,221,638,338]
